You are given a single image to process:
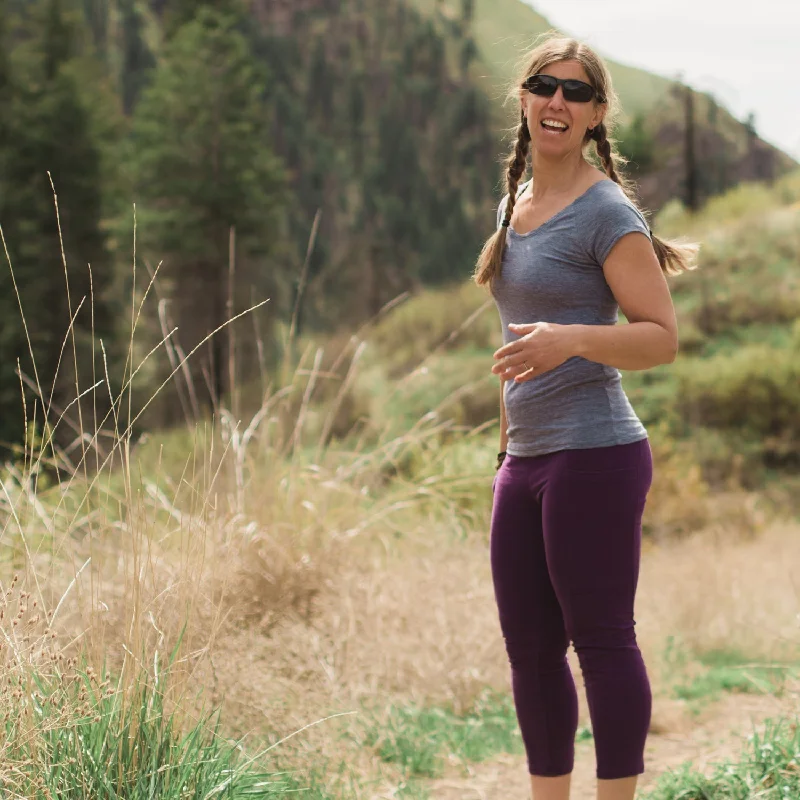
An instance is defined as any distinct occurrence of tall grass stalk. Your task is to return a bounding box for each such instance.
[1,185,489,793]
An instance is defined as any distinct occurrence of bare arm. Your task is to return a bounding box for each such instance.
[568,231,678,370]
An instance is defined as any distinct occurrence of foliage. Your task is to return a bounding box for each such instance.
[118,0,155,115]
[128,6,286,409]
[616,112,656,173]
[673,339,800,469]
[0,0,501,442]
[642,717,800,799]
[367,280,498,378]
[0,0,120,450]
[251,0,497,329]
[362,690,523,779]
[0,646,308,797]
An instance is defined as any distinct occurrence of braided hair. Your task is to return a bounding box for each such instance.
[472,112,531,287]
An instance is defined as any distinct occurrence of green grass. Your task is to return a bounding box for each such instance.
[1,646,321,798]
[362,690,524,779]
[361,690,595,782]
[662,640,799,717]
[641,716,800,799]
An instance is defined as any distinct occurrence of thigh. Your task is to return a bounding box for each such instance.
[490,456,568,647]
[541,440,653,638]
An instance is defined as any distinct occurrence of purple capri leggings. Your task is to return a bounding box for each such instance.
[490,437,653,780]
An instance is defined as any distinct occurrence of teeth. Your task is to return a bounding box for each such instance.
[542,119,568,129]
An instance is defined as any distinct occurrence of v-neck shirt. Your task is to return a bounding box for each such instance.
[491,178,652,457]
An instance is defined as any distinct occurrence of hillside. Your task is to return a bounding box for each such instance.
[408,0,673,122]
[408,0,796,212]
[0,0,503,436]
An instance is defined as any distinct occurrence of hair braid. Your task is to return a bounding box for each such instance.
[473,114,530,288]
[502,112,532,225]
[591,123,623,186]
[591,122,699,275]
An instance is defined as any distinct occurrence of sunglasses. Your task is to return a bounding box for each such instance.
[522,74,605,104]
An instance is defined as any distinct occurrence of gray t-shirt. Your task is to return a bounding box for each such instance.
[492,178,650,457]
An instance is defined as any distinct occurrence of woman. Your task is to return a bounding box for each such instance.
[473,34,697,800]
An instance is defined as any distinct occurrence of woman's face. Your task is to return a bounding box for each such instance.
[520,59,606,159]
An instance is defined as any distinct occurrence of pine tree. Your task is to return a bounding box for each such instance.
[130,7,285,410]
[119,0,155,114]
[82,0,108,58]
[160,0,243,39]
[43,0,71,80]
[0,0,115,450]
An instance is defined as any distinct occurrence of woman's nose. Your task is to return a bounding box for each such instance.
[547,87,567,108]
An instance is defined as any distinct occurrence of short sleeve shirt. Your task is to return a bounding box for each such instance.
[491,178,651,456]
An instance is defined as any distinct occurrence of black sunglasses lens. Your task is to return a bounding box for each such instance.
[528,75,557,96]
[563,80,595,102]
[526,75,596,103]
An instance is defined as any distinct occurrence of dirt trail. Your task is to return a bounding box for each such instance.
[425,689,796,799]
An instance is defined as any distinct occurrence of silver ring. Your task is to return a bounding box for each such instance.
[523,360,530,371]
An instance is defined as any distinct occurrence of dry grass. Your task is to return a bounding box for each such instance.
[190,500,800,793]
[639,522,800,663]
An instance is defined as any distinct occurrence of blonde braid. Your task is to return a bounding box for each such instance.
[591,122,699,275]
[473,112,530,288]
[501,111,532,226]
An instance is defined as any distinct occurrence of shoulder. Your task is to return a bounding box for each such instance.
[582,180,652,265]
[586,180,650,233]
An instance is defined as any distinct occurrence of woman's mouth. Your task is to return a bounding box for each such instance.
[541,118,569,135]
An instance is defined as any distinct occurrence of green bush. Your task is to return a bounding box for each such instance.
[655,168,800,238]
[669,212,800,336]
[674,344,800,468]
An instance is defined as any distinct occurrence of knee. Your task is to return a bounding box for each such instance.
[503,632,569,670]
[569,617,638,653]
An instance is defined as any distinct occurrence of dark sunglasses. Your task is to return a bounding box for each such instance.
[522,74,605,104]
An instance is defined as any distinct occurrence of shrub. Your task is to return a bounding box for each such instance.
[674,343,800,470]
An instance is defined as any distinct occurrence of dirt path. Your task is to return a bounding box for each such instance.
[425,689,796,799]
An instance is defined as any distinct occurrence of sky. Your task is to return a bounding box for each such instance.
[523,0,800,159]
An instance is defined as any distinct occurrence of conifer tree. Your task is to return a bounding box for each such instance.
[119,0,155,115]
[0,0,114,449]
[130,7,285,409]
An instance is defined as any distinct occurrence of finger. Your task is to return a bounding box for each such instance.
[493,342,524,360]
[491,354,529,374]
[514,356,538,378]
[514,366,536,382]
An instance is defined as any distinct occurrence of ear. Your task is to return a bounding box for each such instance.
[591,104,607,129]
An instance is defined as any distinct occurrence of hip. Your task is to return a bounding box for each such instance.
[494,436,653,497]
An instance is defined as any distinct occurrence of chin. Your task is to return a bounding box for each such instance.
[533,139,575,158]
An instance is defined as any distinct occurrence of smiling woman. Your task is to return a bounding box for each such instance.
[468,32,699,800]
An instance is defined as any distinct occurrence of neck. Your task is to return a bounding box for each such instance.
[528,152,594,199]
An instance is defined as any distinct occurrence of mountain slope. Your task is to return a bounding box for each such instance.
[407,0,674,122]
[408,0,796,213]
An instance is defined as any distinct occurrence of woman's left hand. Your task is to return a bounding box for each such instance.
[492,322,576,382]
